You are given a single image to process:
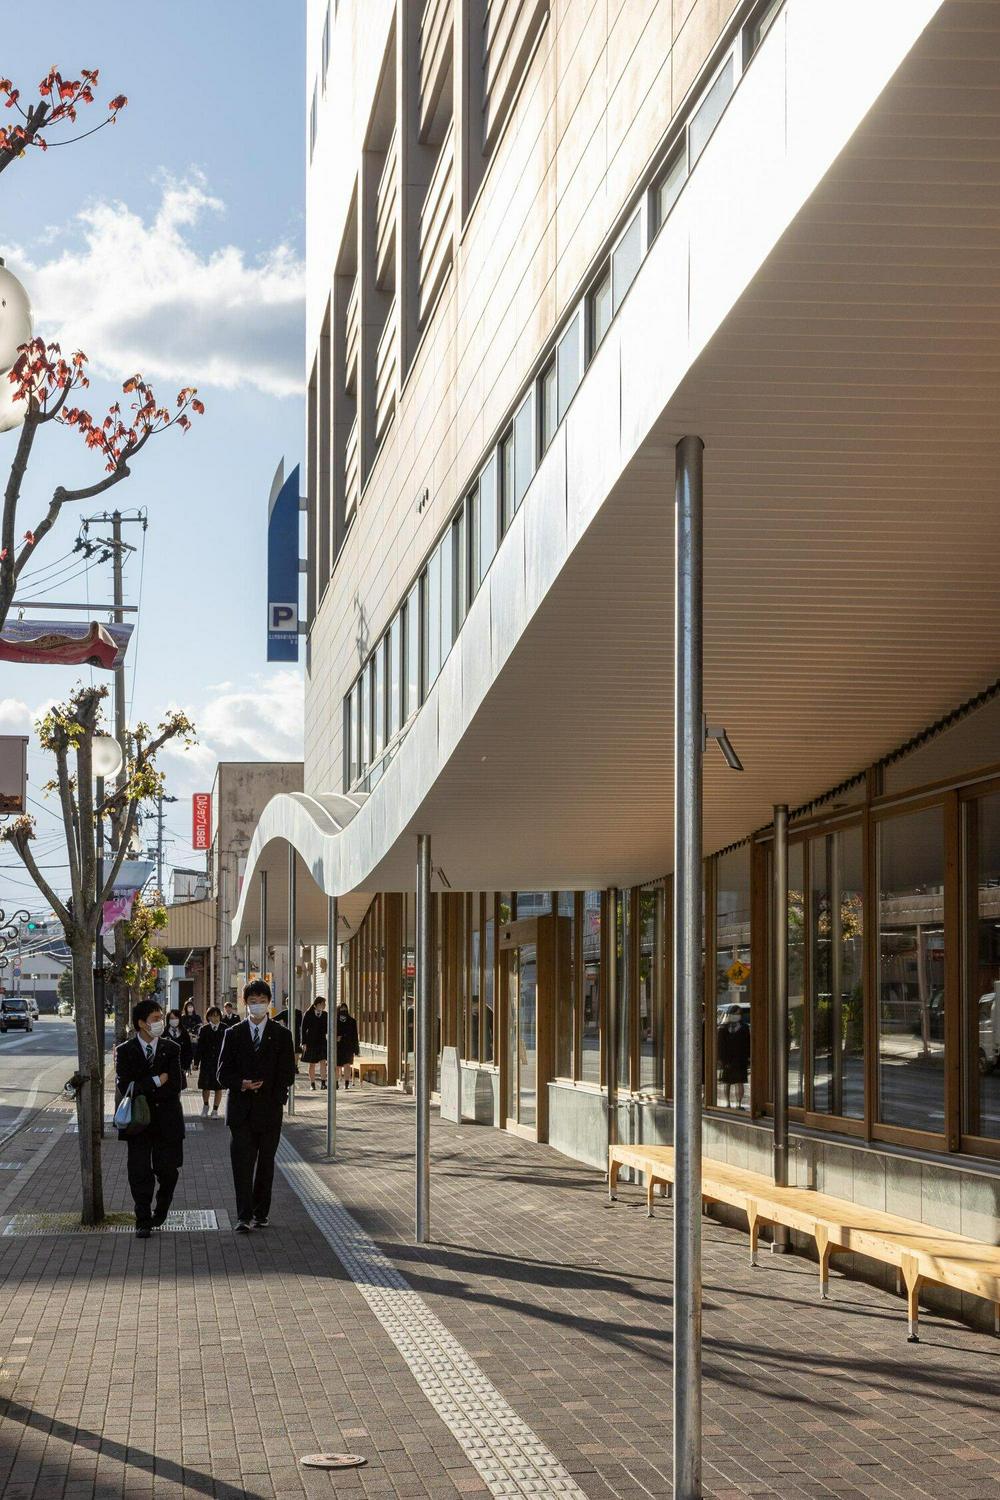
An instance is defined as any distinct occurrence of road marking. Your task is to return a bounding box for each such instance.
[0,1033,42,1051]
[277,1140,587,1499]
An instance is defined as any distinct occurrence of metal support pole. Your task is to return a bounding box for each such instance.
[287,848,296,1117]
[772,805,789,1197]
[674,434,704,1500]
[259,871,268,985]
[415,834,431,1243]
[326,895,338,1158]
[830,833,843,1118]
[606,888,619,1159]
[243,934,250,988]
[94,774,106,1103]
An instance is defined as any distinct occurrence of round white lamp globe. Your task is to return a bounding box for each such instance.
[91,735,124,779]
[0,260,32,373]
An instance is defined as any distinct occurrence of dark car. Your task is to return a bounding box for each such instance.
[0,996,33,1033]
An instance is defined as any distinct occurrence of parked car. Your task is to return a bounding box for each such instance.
[0,996,33,1032]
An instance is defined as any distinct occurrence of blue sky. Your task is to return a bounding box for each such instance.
[0,2,307,910]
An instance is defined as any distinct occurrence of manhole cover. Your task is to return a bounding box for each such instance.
[300,1454,367,1470]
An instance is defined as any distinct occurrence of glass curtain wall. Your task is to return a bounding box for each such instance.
[715,848,751,1109]
[581,891,602,1083]
[877,806,946,1133]
[810,826,864,1119]
[788,842,805,1107]
[555,892,575,1078]
[638,886,663,1089]
[966,788,1000,1141]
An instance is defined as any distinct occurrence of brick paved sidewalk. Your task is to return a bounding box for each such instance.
[1,1083,999,1500]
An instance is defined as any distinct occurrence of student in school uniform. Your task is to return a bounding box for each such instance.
[217,979,297,1234]
[115,998,186,1239]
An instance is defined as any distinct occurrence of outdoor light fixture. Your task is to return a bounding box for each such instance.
[704,717,744,772]
[91,735,124,779]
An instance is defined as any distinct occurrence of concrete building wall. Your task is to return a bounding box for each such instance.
[305,0,740,797]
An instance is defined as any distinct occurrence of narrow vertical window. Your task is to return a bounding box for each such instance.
[468,484,480,596]
[404,581,420,717]
[423,555,441,693]
[439,531,454,662]
[477,455,498,587]
[557,312,581,422]
[653,145,687,233]
[590,265,612,357]
[540,359,557,451]
[612,213,642,312]
[388,613,401,741]
[453,511,467,631]
[372,642,385,759]
[513,390,535,508]
[499,429,515,533]
[360,667,371,772]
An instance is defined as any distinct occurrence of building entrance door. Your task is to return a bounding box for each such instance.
[501,915,553,1140]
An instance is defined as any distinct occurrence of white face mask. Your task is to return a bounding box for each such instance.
[148,1020,165,1038]
[169,1021,180,1030]
[247,1002,269,1021]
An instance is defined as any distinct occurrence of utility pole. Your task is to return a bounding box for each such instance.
[155,793,178,898]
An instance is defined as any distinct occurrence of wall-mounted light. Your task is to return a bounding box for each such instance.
[704,716,744,772]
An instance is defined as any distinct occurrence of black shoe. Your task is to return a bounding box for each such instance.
[251,1215,269,1229]
[320,1080,327,1090]
[151,1208,169,1228]
[235,1220,253,1234]
[310,1080,316,1091]
[135,1224,152,1239]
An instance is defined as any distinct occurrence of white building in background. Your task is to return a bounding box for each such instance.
[233,0,1000,1315]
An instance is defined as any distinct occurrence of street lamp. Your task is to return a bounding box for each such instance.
[0,258,32,434]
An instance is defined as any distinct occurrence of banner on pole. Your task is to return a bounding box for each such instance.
[192,793,212,850]
[266,458,300,663]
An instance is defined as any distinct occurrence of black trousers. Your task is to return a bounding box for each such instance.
[126,1131,183,1227]
[229,1118,282,1223]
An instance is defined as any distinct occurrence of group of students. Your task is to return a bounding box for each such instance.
[115,982,360,1239]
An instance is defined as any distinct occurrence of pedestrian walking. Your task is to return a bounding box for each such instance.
[217,979,297,1233]
[115,998,185,1239]
[166,1009,194,1078]
[221,1000,240,1028]
[717,1003,751,1110]
[336,999,359,1089]
[180,999,202,1060]
[300,995,328,1090]
[196,1006,226,1116]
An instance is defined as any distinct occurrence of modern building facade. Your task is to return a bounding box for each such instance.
[236,0,1000,1317]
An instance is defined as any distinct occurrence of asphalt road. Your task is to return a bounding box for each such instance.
[0,1016,100,1148]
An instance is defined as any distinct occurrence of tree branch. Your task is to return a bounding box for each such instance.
[11,836,70,928]
[55,747,84,914]
[0,99,50,177]
[1,411,39,604]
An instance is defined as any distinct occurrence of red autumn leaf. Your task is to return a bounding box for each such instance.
[108,94,127,112]
[191,398,205,415]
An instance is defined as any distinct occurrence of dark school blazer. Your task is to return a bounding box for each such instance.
[114,1034,186,1144]
[217,1018,297,1129]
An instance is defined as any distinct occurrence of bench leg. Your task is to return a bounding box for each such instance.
[903,1260,922,1344]
[748,1207,760,1269]
[646,1175,657,1218]
[608,1159,620,1203]
[995,1304,999,1337]
[816,1228,832,1301]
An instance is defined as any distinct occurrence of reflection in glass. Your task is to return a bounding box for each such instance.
[689,54,734,166]
[469,897,480,1061]
[654,145,686,231]
[638,888,661,1089]
[878,807,945,1131]
[612,214,642,312]
[499,428,515,533]
[966,792,1000,1140]
[555,892,575,1078]
[591,267,612,355]
[513,391,534,509]
[518,944,537,1127]
[557,315,581,423]
[787,842,805,1106]
[617,891,630,1091]
[581,891,602,1084]
[715,847,751,1109]
[541,360,557,451]
[811,827,864,1118]
[484,900,495,1063]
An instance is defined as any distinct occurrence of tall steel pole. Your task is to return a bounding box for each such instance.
[258,871,268,988]
[606,888,619,1159]
[326,894,338,1158]
[772,804,789,1196]
[674,434,704,1500]
[94,774,106,1100]
[287,847,297,1116]
[415,834,431,1243]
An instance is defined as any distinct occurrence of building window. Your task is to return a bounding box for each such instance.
[590,265,612,357]
[810,826,864,1120]
[469,896,481,1061]
[404,580,420,719]
[484,895,496,1062]
[360,667,371,772]
[540,357,557,452]
[556,311,582,423]
[309,82,318,160]
[372,642,385,760]
[877,806,946,1134]
[346,688,359,788]
[388,613,401,741]
[688,53,735,167]
[476,455,498,590]
[612,212,642,313]
[715,850,750,1108]
[499,427,515,533]
[513,389,535,509]
[744,0,783,64]
[555,892,575,1079]
[423,555,441,694]
[966,788,1000,1142]
[787,841,805,1108]
[581,891,602,1084]
[321,3,331,91]
[453,510,468,636]
[439,529,455,662]
[652,144,686,234]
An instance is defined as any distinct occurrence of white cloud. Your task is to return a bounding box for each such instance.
[3,173,303,397]
[159,669,305,799]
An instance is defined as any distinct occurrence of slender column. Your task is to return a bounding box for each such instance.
[772,805,789,1191]
[287,848,297,1117]
[243,934,250,988]
[830,833,843,1117]
[674,434,704,1500]
[606,888,619,1156]
[326,894,338,1158]
[416,835,431,1243]
[259,872,268,983]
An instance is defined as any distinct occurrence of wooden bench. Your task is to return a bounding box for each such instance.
[609,1141,1000,1343]
[350,1057,389,1085]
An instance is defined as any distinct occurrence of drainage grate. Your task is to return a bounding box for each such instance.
[277,1141,587,1499]
[1,1208,223,1236]
[68,1121,203,1133]
[0,1163,24,1171]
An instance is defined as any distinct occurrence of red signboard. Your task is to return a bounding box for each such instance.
[192,793,212,851]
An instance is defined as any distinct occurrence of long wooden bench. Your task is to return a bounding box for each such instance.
[609,1142,1000,1343]
[351,1056,389,1085]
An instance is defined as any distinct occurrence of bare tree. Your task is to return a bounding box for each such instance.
[2,687,194,1224]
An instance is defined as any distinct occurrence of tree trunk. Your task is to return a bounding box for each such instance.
[72,936,105,1225]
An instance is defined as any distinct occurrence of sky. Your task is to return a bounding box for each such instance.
[0,2,307,916]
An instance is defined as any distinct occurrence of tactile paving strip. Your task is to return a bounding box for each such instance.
[277,1140,587,1498]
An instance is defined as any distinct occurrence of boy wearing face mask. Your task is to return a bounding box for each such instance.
[114,998,186,1238]
[216,978,297,1233]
